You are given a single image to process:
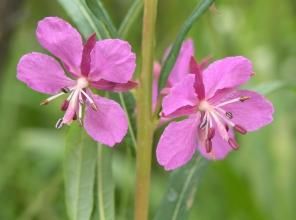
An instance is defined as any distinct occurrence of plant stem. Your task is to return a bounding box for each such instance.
[134,0,158,219]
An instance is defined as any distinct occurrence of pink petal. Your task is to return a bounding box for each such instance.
[162,74,198,116]
[91,79,138,92]
[203,56,253,98]
[163,105,196,118]
[190,56,205,100]
[17,52,74,94]
[197,130,233,160]
[168,39,194,86]
[221,90,274,131]
[88,39,136,83]
[84,95,128,146]
[81,33,97,76]
[156,116,199,170]
[36,17,83,76]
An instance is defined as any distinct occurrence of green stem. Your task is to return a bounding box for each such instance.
[134,0,158,219]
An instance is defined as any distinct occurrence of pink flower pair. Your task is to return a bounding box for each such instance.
[17,17,274,170]
[155,42,274,170]
[17,17,137,147]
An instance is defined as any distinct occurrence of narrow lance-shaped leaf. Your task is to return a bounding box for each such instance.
[154,155,208,220]
[58,0,110,39]
[64,124,97,220]
[158,0,215,91]
[96,144,115,220]
[119,0,143,38]
[86,0,118,37]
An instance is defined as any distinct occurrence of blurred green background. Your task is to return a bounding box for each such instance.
[0,0,295,219]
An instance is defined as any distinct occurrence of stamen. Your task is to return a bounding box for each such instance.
[214,109,235,127]
[55,118,64,129]
[225,124,229,131]
[205,139,212,153]
[216,96,250,107]
[239,96,250,102]
[209,112,229,140]
[40,92,65,105]
[61,87,71,93]
[90,103,98,111]
[226,111,233,119]
[81,90,98,111]
[207,127,215,140]
[61,100,69,111]
[199,117,207,129]
[78,94,83,126]
[228,138,239,150]
[234,124,247,134]
[73,113,77,120]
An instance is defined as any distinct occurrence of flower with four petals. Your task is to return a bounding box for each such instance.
[17,17,137,147]
[156,56,274,170]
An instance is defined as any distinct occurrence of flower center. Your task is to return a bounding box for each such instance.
[197,96,250,154]
[40,77,98,129]
[77,77,89,89]
[198,100,213,112]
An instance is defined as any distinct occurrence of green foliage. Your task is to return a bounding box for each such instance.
[154,156,208,220]
[96,145,115,220]
[58,0,110,39]
[86,0,118,37]
[64,125,97,220]
[1,0,296,219]
[157,0,215,91]
[118,0,143,38]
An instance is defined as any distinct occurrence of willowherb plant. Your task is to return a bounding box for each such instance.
[16,0,274,220]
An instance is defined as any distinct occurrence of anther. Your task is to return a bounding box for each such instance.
[225,124,229,131]
[72,113,77,120]
[207,127,215,140]
[61,87,70,93]
[239,96,250,102]
[55,118,64,129]
[234,124,247,135]
[61,100,69,111]
[225,111,233,119]
[228,138,239,150]
[205,139,212,153]
[40,99,49,105]
[90,103,98,111]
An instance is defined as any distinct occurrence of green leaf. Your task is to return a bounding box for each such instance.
[86,0,118,37]
[158,0,215,91]
[154,156,208,220]
[64,125,97,220]
[96,144,115,220]
[58,0,110,39]
[118,0,143,38]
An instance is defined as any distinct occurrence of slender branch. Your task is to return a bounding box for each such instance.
[134,0,158,219]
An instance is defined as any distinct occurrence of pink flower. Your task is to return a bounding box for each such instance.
[17,17,137,147]
[152,39,194,109]
[156,56,274,170]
